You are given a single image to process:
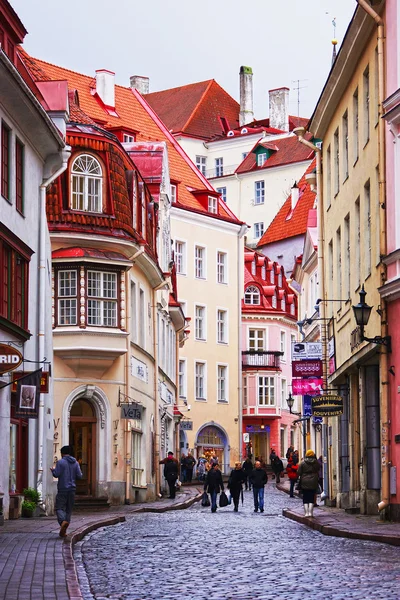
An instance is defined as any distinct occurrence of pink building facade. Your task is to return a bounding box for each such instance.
[381,0,400,520]
[241,250,299,462]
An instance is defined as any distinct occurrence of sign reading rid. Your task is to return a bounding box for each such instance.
[0,344,23,375]
[312,395,344,417]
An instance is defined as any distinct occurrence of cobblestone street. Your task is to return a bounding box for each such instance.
[74,486,400,600]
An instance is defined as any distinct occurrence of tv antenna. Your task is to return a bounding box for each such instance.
[292,79,308,122]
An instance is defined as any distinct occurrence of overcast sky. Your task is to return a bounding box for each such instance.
[12,0,356,119]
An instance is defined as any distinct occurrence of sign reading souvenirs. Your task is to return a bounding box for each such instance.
[292,360,323,377]
[0,343,23,375]
[120,403,142,420]
[15,369,42,419]
[180,420,193,431]
[11,371,49,393]
[292,378,323,396]
[291,342,322,361]
[312,394,344,417]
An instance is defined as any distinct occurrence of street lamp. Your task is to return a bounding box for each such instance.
[286,392,301,416]
[352,285,391,349]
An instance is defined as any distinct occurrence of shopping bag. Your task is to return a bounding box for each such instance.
[219,491,229,507]
[201,492,210,507]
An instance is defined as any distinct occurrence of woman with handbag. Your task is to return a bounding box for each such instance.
[203,462,224,513]
[286,457,299,498]
[227,462,246,512]
[297,449,320,517]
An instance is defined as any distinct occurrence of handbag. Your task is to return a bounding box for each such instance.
[317,483,323,495]
[201,492,210,507]
[219,491,229,507]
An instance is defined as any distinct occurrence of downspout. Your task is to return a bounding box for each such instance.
[293,129,329,495]
[238,223,248,461]
[37,148,71,508]
[356,0,389,515]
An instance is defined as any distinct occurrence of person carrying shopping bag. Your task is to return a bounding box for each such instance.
[204,462,224,513]
[228,462,246,512]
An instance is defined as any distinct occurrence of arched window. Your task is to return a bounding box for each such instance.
[251,259,256,276]
[244,285,260,305]
[270,269,275,284]
[71,154,103,213]
[281,295,286,311]
[261,264,266,280]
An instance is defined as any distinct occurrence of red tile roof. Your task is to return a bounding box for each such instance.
[19,51,242,225]
[257,159,317,246]
[145,80,240,140]
[236,134,313,174]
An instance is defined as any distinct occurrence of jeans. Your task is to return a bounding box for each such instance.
[210,490,218,511]
[289,479,296,497]
[55,490,75,525]
[253,487,264,511]
[244,474,252,490]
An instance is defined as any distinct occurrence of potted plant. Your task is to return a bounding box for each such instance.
[23,487,40,505]
[21,500,36,518]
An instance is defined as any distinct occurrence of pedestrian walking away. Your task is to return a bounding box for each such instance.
[249,460,268,512]
[204,462,224,512]
[271,455,284,484]
[160,451,179,499]
[242,456,253,490]
[286,456,299,497]
[228,461,246,512]
[50,445,82,538]
[286,445,294,460]
[185,453,196,483]
[297,449,320,517]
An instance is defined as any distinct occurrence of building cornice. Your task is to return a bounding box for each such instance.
[378,276,400,301]
[171,206,243,234]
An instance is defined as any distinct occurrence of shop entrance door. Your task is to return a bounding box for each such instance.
[69,399,97,496]
[251,431,270,463]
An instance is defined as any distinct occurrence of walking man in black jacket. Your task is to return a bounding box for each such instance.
[160,451,179,498]
[249,460,268,512]
[204,463,224,512]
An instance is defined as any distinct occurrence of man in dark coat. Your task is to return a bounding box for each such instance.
[185,453,196,483]
[249,460,268,512]
[51,445,82,537]
[160,451,179,499]
[228,462,246,512]
[242,457,253,490]
[204,463,224,512]
[271,455,284,483]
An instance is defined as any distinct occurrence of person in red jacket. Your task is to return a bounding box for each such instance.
[286,457,299,498]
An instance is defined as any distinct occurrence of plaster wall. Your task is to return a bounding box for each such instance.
[259,235,305,279]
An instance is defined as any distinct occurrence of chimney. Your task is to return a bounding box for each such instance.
[291,182,299,210]
[239,66,254,127]
[130,75,150,95]
[95,69,115,108]
[269,87,289,132]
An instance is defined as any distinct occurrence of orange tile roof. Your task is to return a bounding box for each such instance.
[146,80,240,139]
[257,159,317,246]
[236,134,313,174]
[19,52,241,225]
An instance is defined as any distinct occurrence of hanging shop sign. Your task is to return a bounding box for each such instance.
[312,394,343,417]
[15,369,41,419]
[11,371,49,393]
[292,378,323,396]
[180,420,193,431]
[292,360,323,377]
[0,344,23,375]
[120,403,142,420]
[291,342,322,361]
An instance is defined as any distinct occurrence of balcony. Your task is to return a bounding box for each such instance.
[205,164,238,179]
[242,350,283,370]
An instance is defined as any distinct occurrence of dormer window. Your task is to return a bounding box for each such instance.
[272,294,277,309]
[257,153,267,167]
[171,184,177,203]
[123,134,135,143]
[241,128,248,134]
[244,285,260,305]
[208,197,218,214]
[71,154,103,213]
[281,296,286,311]
[227,130,234,137]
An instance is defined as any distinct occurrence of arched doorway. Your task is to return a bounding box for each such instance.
[195,424,229,473]
[69,398,97,496]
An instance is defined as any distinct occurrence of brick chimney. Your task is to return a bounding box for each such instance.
[269,87,289,132]
[95,69,115,108]
[239,66,254,127]
[130,76,150,95]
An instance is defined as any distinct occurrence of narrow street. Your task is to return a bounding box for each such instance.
[74,486,400,600]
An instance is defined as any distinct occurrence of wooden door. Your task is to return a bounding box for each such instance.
[69,417,96,496]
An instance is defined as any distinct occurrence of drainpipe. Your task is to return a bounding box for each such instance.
[356,0,389,515]
[237,223,248,461]
[37,148,71,509]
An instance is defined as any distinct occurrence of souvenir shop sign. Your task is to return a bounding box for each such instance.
[15,369,41,419]
[120,403,142,420]
[0,344,23,375]
[292,360,323,378]
[312,394,343,417]
[291,342,322,361]
[292,378,323,396]
[11,371,49,393]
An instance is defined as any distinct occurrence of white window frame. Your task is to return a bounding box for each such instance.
[217,251,227,284]
[244,285,260,305]
[208,196,218,214]
[194,245,206,279]
[195,304,207,341]
[248,328,266,351]
[195,361,207,400]
[87,270,118,327]
[216,187,227,202]
[58,270,78,326]
[178,359,186,399]
[170,184,177,203]
[217,308,228,344]
[280,330,286,361]
[175,240,186,275]
[71,153,103,213]
[257,153,267,167]
[217,364,228,403]
[196,155,207,176]
[243,375,248,407]
[123,134,135,143]
[255,180,265,205]
[281,378,287,408]
[215,157,223,177]
[254,222,264,239]
[258,375,275,406]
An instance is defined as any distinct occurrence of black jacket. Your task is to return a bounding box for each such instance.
[161,457,179,479]
[228,468,245,492]
[242,460,253,474]
[271,457,284,475]
[204,468,224,493]
[249,467,268,488]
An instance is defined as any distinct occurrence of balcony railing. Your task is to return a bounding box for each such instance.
[242,350,283,369]
[205,164,239,179]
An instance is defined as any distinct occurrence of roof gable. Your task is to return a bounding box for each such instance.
[236,134,313,174]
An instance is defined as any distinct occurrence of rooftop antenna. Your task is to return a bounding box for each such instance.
[292,79,308,124]
[331,18,338,66]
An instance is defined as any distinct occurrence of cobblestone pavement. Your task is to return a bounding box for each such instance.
[75,485,400,600]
